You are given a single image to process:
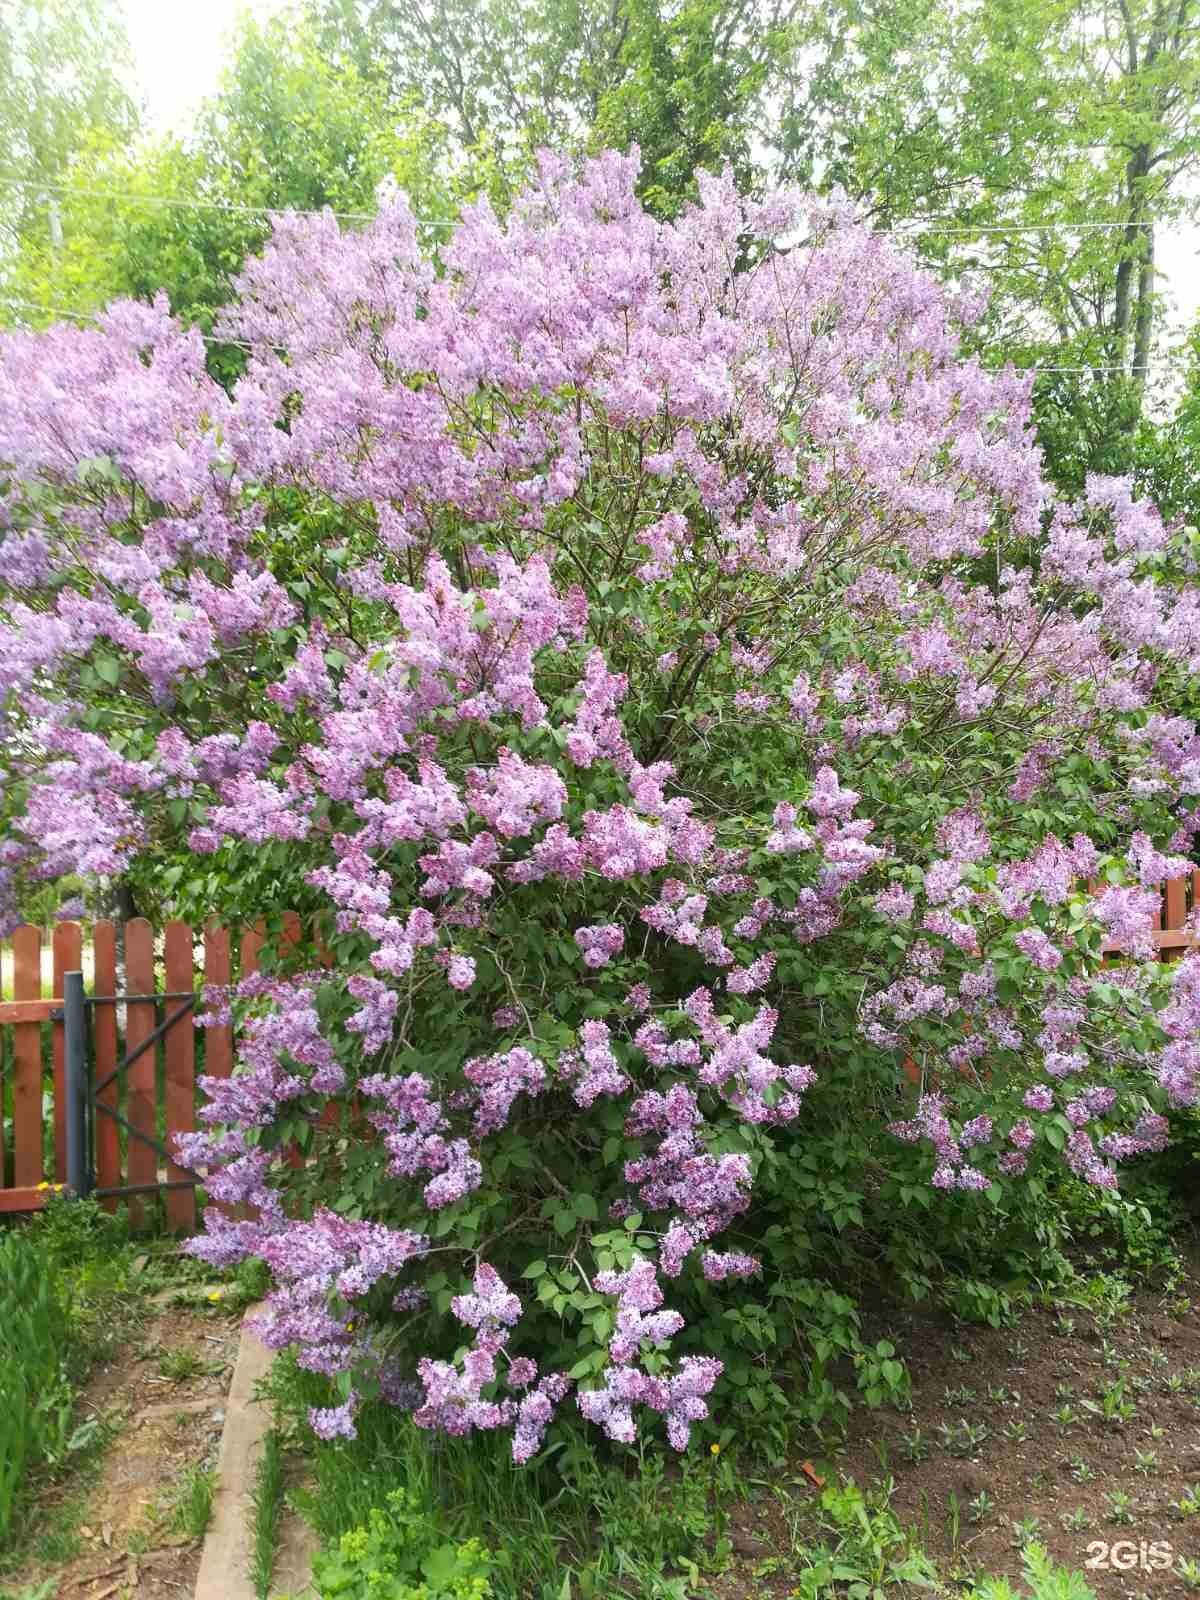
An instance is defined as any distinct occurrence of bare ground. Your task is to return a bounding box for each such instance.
[713,1247,1200,1598]
[4,1299,240,1600]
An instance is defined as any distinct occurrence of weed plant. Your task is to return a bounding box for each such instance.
[271,1353,736,1599]
[251,1429,284,1599]
[170,1464,217,1540]
[0,1197,139,1558]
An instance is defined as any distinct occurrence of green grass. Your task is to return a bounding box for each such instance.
[157,1348,207,1382]
[969,1543,1098,1600]
[269,1350,1118,1600]
[0,1196,147,1569]
[0,1580,60,1600]
[169,1464,217,1541]
[269,1350,744,1600]
[0,1229,75,1549]
[250,1429,284,1600]
[280,1380,1108,1600]
[28,1510,84,1569]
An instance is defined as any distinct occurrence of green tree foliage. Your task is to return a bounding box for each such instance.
[594,0,797,213]
[0,0,136,259]
[1135,326,1200,525]
[203,11,456,222]
[1,10,458,381]
[776,0,1200,485]
[313,0,803,213]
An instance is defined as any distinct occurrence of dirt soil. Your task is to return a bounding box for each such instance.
[715,1249,1200,1598]
[6,1298,241,1600]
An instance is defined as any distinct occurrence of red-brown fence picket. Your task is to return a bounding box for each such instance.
[0,914,305,1224]
[1153,870,1199,957]
[8,925,48,1206]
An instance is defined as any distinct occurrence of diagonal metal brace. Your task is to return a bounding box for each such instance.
[92,996,196,1096]
[92,1180,196,1198]
[93,1098,174,1164]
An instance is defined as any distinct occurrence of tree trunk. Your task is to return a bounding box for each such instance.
[1112,146,1151,366]
[1131,223,1155,387]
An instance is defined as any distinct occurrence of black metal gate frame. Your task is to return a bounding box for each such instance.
[62,969,198,1201]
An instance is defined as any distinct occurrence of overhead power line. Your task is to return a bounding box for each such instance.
[894,219,1158,236]
[0,174,457,228]
[0,172,1191,242]
[1,297,256,352]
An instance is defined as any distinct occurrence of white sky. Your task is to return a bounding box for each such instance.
[1156,228,1200,354]
[121,0,1199,350]
[120,0,284,133]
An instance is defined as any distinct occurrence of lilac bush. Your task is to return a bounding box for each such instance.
[2,150,1199,1456]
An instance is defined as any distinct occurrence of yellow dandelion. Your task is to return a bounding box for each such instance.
[710,1443,721,1456]
[207,1290,224,1303]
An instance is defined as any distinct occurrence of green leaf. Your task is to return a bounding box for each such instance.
[421,1543,465,1586]
[1043,1120,1067,1152]
[75,453,120,485]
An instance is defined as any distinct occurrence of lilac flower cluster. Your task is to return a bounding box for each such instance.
[889,1094,991,1191]
[463,1047,548,1135]
[578,1353,724,1450]
[574,923,626,969]
[411,1264,572,1461]
[359,1070,483,1209]
[231,1208,430,1438]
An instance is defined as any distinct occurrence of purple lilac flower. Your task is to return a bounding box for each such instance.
[1014,928,1063,971]
[873,884,915,923]
[309,1393,359,1440]
[574,923,625,969]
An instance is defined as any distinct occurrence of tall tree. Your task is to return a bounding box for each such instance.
[312,0,802,212]
[776,0,1200,484]
[0,0,136,256]
[595,0,798,213]
[1135,320,1200,524]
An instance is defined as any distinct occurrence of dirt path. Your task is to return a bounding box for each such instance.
[6,1302,240,1600]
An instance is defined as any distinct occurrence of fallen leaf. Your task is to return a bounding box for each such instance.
[799,1460,826,1488]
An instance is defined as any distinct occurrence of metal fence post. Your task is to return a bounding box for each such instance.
[63,969,89,1199]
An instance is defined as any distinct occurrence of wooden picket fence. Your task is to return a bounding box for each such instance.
[0,879,1197,1229]
[1143,872,1200,956]
[0,912,302,1226]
